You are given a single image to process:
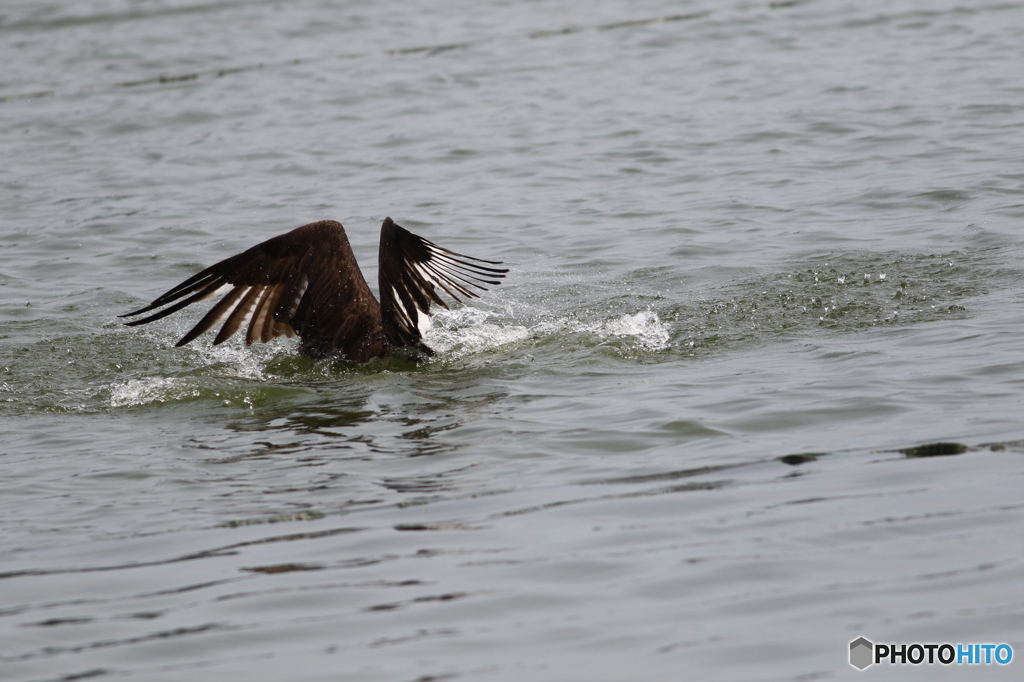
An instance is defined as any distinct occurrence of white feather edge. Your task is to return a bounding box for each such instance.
[390,284,433,335]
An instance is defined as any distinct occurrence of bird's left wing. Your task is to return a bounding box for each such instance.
[120,220,376,351]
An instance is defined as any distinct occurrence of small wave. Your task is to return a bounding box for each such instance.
[108,375,269,408]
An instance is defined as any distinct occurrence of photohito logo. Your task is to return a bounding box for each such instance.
[849,636,1013,670]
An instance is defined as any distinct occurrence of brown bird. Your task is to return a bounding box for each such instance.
[121,217,508,361]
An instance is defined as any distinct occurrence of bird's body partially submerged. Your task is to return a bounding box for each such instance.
[121,218,507,362]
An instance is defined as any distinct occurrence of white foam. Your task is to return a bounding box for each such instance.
[425,307,531,358]
[597,311,671,351]
[109,377,195,407]
[425,307,671,359]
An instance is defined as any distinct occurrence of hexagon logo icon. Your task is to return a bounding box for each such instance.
[850,636,874,670]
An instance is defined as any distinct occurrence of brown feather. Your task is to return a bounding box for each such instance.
[176,285,246,347]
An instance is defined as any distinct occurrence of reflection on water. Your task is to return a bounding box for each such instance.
[3,440,1022,680]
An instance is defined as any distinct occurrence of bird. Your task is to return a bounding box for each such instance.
[121,217,508,361]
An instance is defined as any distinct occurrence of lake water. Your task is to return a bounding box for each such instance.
[3,0,1024,679]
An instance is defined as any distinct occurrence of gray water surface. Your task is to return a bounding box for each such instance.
[3,1,1024,680]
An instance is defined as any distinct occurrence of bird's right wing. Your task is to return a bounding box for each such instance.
[377,217,508,350]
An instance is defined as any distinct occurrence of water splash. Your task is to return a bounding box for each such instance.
[107,305,672,405]
[596,310,670,351]
[185,341,276,381]
[425,308,531,359]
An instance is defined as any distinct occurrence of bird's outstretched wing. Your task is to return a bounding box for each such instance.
[121,220,388,360]
[377,217,508,350]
